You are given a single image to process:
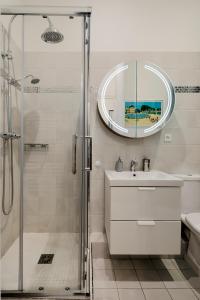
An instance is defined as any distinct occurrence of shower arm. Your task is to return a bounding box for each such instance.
[14,74,34,82]
[43,16,53,28]
[7,74,34,87]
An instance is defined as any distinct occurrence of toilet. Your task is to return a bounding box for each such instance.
[175,174,200,274]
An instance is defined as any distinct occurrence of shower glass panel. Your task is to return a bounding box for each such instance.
[23,15,83,293]
[0,15,22,291]
[0,9,90,296]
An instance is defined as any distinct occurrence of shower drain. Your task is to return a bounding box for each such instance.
[38,254,54,264]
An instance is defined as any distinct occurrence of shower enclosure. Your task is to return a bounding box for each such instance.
[0,6,91,297]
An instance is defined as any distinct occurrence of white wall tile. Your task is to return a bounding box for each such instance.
[20,52,200,237]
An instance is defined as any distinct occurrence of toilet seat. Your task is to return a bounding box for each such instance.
[185,213,200,235]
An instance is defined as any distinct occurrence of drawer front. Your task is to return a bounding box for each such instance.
[109,220,181,255]
[110,187,180,220]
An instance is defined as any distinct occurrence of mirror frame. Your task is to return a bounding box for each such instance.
[97,61,175,138]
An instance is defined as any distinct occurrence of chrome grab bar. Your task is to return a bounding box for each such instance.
[72,135,92,174]
[85,136,92,171]
[72,134,77,174]
[0,132,21,140]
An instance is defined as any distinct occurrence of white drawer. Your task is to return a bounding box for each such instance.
[108,220,181,255]
[110,187,180,220]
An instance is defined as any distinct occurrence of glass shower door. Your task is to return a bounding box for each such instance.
[21,14,90,294]
[0,15,23,292]
[0,9,91,296]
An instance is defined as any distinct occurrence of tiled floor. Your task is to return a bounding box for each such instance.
[1,233,79,293]
[91,233,200,300]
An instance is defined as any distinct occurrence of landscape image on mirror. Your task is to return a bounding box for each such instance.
[125,101,162,127]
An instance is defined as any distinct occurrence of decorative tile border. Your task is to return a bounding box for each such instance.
[175,86,200,93]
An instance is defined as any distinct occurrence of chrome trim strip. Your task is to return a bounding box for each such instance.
[0,6,91,16]
[1,291,90,299]
[18,14,24,292]
[80,14,91,292]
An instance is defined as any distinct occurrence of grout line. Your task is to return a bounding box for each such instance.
[141,288,147,300]
[166,288,175,300]
[191,289,199,300]
[134,267,143,290]
[116,287,120,300]
[153,266,169,290]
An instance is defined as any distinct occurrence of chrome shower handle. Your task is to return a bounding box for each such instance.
[0,132,21,140]
[85,136,92,171]
[72,134,77,174]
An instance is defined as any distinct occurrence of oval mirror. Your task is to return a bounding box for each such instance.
[97,61,175,138]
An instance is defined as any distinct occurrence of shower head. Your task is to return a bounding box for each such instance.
[30,77,40,84]
[23,74,40,85]
[9,74,40,86]
[41,16,64,44]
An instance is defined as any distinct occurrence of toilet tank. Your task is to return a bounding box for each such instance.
[174,174,200,214]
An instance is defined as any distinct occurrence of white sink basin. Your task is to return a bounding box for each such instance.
[105,170,183,187]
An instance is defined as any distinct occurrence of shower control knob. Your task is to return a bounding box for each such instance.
[11,133,21,139]
[0,132,21,140]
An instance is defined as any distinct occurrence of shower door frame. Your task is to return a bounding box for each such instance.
[0,6,91,298]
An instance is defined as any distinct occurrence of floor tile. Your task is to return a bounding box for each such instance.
[151,258,177,270]
[172,258,192,270]
[93,258,113,270]
[158,269,190,289]
[93,269,117,289]
[136,269,165,289]
[114,269,140,289]
[168,288,198,300]
[92,242,110,259]
[118,289,145,300]
[143,289,172,300]
[181,269,200,289]
[93,288,119,300]
[90,232,107,243]
[112,259,133,270]
[132,259,154,270]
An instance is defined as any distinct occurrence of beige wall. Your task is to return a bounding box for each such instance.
[0,0,200,52]
[23,52,82,233]
[1,1,200,237]
[2,50,200,235]
[89,52,200,232]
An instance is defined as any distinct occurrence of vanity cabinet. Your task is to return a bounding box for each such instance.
[105,171,182,255]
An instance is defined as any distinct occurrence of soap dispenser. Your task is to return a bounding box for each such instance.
[115,157,123,172]
[142,157,150,172]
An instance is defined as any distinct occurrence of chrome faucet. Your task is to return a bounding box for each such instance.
[130,160,137,172]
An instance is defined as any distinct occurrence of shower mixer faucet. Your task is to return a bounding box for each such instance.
[0,132,21,140]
